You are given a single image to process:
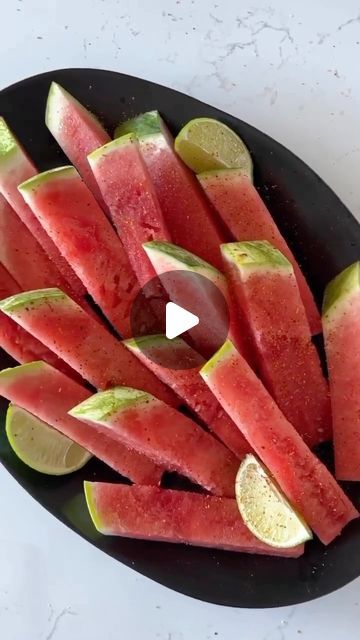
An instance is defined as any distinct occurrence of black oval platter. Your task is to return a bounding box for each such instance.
[0,68,359,608]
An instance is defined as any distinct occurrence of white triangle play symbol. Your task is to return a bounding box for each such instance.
[165,302,199,340]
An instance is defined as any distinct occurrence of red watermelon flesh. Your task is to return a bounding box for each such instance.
[124,334,251,459]
[0,194,70,291]
[323,262,360,480]
[199,170,321,335]
[88,135,171,291]
[0,117,86,297]
[19,166,141,338]
[0,288,178,408]
[222,242,331,447]
[0,263,80,381]
[70,387,239,497]
[45,82,110,208]
[115,112,224,270]
[84,483,304,557]
[0,361,163,484]
[201,340,358,544]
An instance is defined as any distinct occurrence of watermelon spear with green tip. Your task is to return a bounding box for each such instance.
[0,117,86,298]
[70,386,239,497]
[200,340,358,545]
[88,134,171,290]
[124,334,251,459]
[198,168,321,335]
[323,262,360,481]
[115,110,225,270]
[0,288,178,408]
[84,483,305,557]
[0,361,163,484]
[18,165,141,339]
[221,240,331,448]
[0,263,80,381]
[45,81,110,208]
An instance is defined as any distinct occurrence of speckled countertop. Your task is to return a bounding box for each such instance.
[0,1,359,638]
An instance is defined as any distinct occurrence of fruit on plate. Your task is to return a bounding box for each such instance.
[0,263,79,380]
[0,361,163,484]
[0,117,85,297]
[70,387,239,497]
[0,288,178,407]
[88,134,171,290]
[174,117,253,178]
[45,82,110,207]
[143,240,249,360]
[235,454,312,548]
[200,340,358,544]
[18,166,141,338]
[6,403,91,475]
[323,262,360,480]
[115,111,224,270]
[198,169,321,335]
[0,193,70,291]
[84,483,304,557]
[124,334,250,459]
[221,241,331,447]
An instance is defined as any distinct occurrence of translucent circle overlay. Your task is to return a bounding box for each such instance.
[130,270,230,370]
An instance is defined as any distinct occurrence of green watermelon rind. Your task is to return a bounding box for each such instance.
[0,360,46,383]
[45,82,106,138]
[84,481,103,531]
[124,334,189,351]
[0,288,67,314]
[0,117,25,167]
[18,166,76,193]
[87,133,137,164]
[69,387,154,423]
[322,261,360,319]
[143,240,220,276]
[221,241,292,273]
[114,111,162,139]
[200,339,234,377]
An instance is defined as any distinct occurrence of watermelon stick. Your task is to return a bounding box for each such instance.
[0,362,163,484]
[221,241,331,447]
[84,483,304,557]
[0,288,178,408]
[323,262,360,480]
[45,82,110,209]
[198,169,321,335]
[115,111,225,270]
[18,166,141,339]
[200,340,358,545]
[70,387,239,497]
[124,334,251,459]
[0,264,80,381]
[88,135,171,290]
[0,117,86,298]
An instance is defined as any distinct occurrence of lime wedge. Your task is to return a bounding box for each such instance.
[174,117,253,178]
[6,404,91,475]
[235,454,312,548]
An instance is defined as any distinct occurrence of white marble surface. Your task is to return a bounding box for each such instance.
[0,0,359,638]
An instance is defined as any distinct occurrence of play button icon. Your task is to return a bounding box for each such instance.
[165,302,199,340]
[130,270,230,370]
